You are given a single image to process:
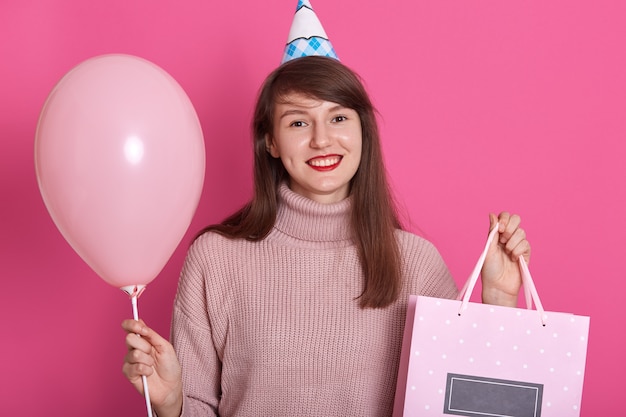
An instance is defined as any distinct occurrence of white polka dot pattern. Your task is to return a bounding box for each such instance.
[395,295,590,417]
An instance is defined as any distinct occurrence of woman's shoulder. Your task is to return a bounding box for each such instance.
[394,229,440,255]
[187,229,244,257]
[395,229,458,298]
[394,228,449,271]
[194,227,253,246]
[192,229,231,246]
[177,231,247,300]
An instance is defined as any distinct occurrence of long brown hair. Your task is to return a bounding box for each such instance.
[200,56,403,308]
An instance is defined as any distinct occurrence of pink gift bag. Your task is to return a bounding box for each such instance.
[393,225,590,417]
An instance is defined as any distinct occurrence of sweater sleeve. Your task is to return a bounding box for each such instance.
[171,237,221,417]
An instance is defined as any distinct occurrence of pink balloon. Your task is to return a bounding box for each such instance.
[35,54,205,288]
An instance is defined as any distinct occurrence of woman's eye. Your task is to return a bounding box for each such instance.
[333,115,347,122]
[290,120,306,127]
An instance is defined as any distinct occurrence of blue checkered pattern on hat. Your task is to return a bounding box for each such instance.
[282,37,338,63]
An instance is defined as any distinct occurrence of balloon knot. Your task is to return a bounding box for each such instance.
[120,285,146,299]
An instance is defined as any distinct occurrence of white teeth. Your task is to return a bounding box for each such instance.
[309,157,340,167]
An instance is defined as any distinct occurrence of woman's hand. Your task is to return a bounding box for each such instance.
[122,319,184,417]
[481,212,531,307]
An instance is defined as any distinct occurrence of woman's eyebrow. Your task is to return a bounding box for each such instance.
[279,109,308,120]
[279,105,348,120]
[328,105,347,112]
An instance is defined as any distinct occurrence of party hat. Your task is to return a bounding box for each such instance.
[282,0,338,63]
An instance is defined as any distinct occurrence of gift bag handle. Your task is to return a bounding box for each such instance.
[456,223,547,326]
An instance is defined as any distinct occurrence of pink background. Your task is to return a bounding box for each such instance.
[0,0,623,415]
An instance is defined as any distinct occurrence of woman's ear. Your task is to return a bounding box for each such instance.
[265,134,279,158]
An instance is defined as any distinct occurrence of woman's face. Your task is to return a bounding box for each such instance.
[267,92,362,204]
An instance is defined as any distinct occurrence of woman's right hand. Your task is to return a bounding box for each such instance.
[122,319,184,417]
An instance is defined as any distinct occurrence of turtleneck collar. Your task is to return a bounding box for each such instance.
[272,183,353,244]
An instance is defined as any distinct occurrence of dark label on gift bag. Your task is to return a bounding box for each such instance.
[443,373,543,417]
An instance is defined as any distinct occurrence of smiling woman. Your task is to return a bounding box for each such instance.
[202,56,405,308]
[121,55,531,417]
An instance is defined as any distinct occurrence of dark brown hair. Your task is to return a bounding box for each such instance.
[200,56,403,308]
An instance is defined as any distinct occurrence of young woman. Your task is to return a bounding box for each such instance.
[122,56,529,417]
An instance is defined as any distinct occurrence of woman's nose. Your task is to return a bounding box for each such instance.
[310,124,331,148]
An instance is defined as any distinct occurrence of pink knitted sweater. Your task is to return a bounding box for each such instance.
[171,184,458,416]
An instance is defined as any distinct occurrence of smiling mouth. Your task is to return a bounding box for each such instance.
[307,155,342,170]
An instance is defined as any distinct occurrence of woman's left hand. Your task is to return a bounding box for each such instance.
[481,212,531,307]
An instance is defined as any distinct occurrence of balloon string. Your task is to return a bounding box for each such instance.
[131,294,154,417]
